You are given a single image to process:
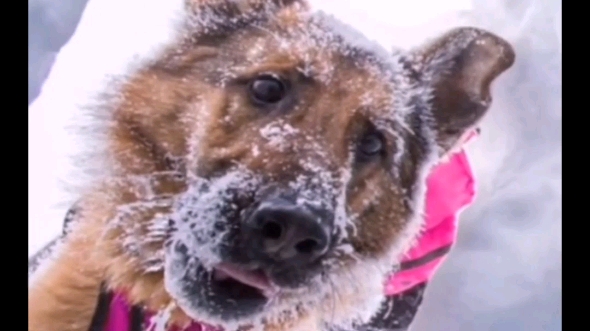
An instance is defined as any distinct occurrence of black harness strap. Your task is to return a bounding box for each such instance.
[398,243,452,271]
[130,303,146,331]
[88,284,114,331]
[86,283,147,331]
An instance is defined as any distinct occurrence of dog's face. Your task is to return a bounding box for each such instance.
[93,0,514,330]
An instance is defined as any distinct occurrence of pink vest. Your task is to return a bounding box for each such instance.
[385,149,476,295]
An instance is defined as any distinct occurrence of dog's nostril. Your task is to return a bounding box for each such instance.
[294,238,319,254]
[174,241,188,255]
[261,220,283,240]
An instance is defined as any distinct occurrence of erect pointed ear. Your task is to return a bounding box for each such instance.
[184,0,308,34]
[410,27,515,154]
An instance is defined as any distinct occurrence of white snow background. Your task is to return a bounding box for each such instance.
[28,0,562,330]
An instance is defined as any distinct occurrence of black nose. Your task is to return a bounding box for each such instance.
[244,198,331,267]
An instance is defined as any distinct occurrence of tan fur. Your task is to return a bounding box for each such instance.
[28,238,101,331]
[29,1,515,330]
[29,194,108,331]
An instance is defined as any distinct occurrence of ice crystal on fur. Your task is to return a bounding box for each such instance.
[147,301,176,331]
[169,168,261,269]
[259,120,299,151]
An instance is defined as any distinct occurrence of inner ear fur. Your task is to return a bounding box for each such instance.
[411,27,516,153]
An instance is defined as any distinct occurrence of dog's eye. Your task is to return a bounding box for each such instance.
[248,75,287,105]
[357,131,385,162]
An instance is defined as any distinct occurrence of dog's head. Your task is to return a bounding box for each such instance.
[90,0,514,329]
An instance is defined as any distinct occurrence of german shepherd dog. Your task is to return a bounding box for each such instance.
[28,1,515,330]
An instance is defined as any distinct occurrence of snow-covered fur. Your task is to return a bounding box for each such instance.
[28,1,515,331]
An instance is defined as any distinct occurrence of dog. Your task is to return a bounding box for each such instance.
[28,1,515,330]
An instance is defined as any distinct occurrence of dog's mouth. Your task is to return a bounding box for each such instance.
[167,257,282,321]
[211,263,279,300]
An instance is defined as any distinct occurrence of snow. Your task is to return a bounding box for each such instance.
[28,0,184,256]
[29,0,561,330]
[259,121,299,151]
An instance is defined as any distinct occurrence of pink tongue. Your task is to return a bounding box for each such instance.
[213,263,278,297]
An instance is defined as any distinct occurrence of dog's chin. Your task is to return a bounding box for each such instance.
[163,246,391,331]
[165,260,268,323]
[163,251,320,329]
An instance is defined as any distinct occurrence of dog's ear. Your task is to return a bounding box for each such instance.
[409,27,515,154]
[184,0,308,35]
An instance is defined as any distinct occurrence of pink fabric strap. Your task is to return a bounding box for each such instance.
[385,140,477,295]
[105,292,216,331]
